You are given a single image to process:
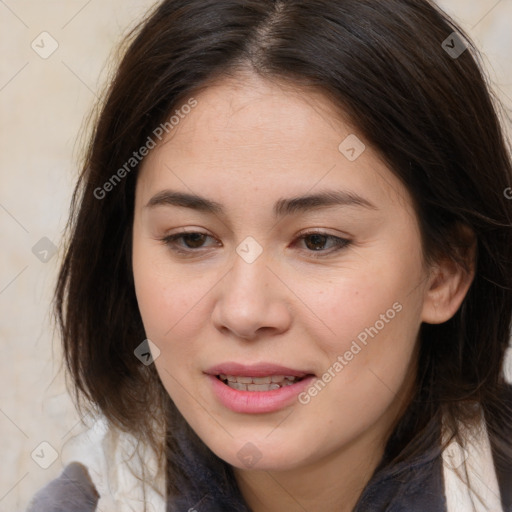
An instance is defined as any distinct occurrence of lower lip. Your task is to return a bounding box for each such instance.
[207,374,316,414]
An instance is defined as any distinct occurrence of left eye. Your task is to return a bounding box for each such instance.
[160,231,351,257]
[298,233,350,252]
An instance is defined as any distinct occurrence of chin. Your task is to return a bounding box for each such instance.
[203,435,309,472]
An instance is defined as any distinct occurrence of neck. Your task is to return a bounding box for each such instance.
[234,436,385,512]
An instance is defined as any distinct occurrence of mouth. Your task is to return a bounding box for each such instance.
[206,362,316,413]
[216,374,306,391]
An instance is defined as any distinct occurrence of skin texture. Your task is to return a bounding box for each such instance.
[132,71,474,512]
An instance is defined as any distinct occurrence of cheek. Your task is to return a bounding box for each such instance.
[132,245,209,402]
[133,264,209,342]
[316,259,423,356]
[298,280,421,452]
[132,234,203,348]
[131,239,236,412]
[303,250,425,419]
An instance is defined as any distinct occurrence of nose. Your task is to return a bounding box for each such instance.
[211,250,292,341]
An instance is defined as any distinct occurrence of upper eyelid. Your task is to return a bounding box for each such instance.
[163,229,349,241]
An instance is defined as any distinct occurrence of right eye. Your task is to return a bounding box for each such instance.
[160,231,220,255]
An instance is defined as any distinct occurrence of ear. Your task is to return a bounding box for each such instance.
[421,225,476,325]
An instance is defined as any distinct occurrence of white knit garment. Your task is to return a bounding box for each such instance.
[443,410,504,512]
[61,413,504,512]
[61,418,166,512]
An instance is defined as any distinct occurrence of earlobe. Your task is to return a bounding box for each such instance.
[421,230,476,325]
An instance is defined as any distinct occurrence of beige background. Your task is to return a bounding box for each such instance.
[1,1,511,510]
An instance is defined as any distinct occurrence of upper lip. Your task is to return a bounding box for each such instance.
[205,362,314,378]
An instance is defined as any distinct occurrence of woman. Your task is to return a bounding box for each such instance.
[27,0,512,510]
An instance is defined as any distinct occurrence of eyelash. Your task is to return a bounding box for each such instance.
[159,230,351,258]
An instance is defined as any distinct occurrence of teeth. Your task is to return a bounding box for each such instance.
[252,376,272,384]
[229,382,247,391]
[218,374,302,391]
[220,374,298,383]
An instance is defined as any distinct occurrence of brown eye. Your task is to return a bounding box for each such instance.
[161,231,218,254]
[299,233,350,257]
[303,234,330,251]
[179,233,207,249]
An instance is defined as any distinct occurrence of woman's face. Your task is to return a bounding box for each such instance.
[132,72,434,473]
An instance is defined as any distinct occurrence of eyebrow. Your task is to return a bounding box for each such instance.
[145,188,377,217]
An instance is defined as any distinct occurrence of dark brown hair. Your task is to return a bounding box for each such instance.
[55,0,512,507]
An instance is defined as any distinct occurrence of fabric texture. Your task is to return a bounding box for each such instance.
[25,462,99,512]
[443,408,504,511]
[58,417,166,512]
[25,405,510,512]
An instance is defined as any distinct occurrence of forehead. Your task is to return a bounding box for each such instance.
[161,73,351,156]
[136,72,412,215]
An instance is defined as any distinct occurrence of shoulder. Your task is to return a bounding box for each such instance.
[25,462,99,512]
